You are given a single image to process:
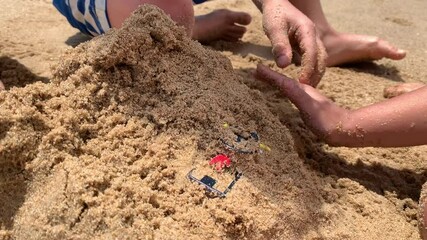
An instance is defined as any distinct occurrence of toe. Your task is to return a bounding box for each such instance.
[221,25,246,41]
[380,40,406,60]
[372,38,406,60]
[223,35,240,42]
[383,83,425,98]
[227,11,252,25]
[383,85,401,98]
[229,25,246,35]
[224,30,245,41]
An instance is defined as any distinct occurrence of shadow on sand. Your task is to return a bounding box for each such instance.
[0,56,49,90]
[0,57,50,230]
[65,32,92,47]
[339,61,405,82]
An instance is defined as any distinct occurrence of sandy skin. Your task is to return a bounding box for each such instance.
[383,82,426,98]
[193,9,252,43]
[253,0,406,87]
[255,64,427,147]
[194,5,405,64]
[107,0,252,43]
[321,32,406,67]
[192,0,405,70]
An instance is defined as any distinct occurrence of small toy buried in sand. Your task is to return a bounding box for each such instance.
[187,169,243,198]
[209,154,232,171]
[187,124,271,197]
[220,123,271,155]
[210,124,271,172]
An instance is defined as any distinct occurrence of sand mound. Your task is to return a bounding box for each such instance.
[0,4,422,240]
[0,5,305,239]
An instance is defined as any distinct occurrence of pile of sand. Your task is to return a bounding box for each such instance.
[0,6,301,239]
[0,4,423,240]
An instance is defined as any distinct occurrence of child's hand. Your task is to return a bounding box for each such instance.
[255,64,348,145]
[260,0,326,87]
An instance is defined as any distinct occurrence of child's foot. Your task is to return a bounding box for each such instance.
[383,82,425,98]
[192,9,251,43]
[321,32,406,67]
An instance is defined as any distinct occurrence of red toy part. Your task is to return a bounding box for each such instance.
[209,154,231,171]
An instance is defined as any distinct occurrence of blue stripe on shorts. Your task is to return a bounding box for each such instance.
[53,0,111,36]
[193,0,208,4]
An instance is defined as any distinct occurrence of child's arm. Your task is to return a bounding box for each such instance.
[256,64,427,147]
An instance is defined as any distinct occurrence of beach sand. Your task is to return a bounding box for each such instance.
[1,0,427,239]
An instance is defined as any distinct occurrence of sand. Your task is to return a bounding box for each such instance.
[1,0,427,239]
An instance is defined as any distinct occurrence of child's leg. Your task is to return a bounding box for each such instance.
[107,0,195,36]
[289,0,406,66]
[107,0,251,43]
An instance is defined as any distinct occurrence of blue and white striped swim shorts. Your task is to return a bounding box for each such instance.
[53,0,209,37]
[53,0,111,36]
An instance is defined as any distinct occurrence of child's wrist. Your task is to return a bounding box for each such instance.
[323,111,356,147]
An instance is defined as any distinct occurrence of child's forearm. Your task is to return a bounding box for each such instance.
[332,86,427,147]
[255,64,425,148]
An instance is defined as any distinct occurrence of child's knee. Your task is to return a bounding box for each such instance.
[155,0,194,34]
[108,0,194,36]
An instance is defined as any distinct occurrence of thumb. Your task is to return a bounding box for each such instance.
[255,64,310,108]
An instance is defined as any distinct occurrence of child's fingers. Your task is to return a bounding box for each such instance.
[295,24,318,86]
[255,64,290,86]
[262,13,292,68]
[255,64,313,109]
